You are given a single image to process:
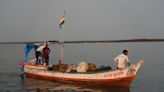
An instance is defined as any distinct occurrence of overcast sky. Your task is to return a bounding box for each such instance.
[0,0,164,42]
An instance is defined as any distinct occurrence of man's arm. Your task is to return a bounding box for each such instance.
[114,56,118,64]
[126,56,130,65]
[48,48,50,53]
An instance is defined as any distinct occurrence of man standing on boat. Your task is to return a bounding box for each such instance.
[114,50,130,69]
[35,42,47,65]
[43,42,50,66]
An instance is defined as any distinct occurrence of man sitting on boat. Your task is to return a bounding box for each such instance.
[114,50,130,69]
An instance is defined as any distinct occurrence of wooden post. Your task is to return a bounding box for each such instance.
[60,11,65,64]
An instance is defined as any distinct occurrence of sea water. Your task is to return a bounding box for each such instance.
[0,42,164,92]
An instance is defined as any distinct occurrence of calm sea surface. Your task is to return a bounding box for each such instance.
[0,42,164,92]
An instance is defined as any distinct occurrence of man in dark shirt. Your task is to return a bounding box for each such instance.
[43,42,50,66]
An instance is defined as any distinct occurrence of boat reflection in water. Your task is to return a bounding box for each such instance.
[22,77,130,92]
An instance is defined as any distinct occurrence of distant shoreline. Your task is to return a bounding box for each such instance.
[0,38,164,44]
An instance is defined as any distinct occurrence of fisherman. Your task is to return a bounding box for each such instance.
[35,42,47,65]
[114,50,130,69]
[43,42,50,66]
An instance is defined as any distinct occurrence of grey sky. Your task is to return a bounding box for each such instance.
[0,0,164,42]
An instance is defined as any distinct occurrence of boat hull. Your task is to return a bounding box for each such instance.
[25,72,135,86]
[21,60,144,87]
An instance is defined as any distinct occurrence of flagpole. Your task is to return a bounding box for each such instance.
[60,11,65,64]
[61,25,64,64]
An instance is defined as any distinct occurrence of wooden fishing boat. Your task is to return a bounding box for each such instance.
[21,12,144,87]
[20,59,144,87]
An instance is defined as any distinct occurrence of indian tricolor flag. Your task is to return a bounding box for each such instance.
[59,16,65,29]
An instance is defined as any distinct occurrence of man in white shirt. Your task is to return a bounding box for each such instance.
[35,42,47,64]
[114,50,130,69]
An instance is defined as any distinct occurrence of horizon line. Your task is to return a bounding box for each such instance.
[0,38,164,44]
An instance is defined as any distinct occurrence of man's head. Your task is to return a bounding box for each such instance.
[123,49,128,55]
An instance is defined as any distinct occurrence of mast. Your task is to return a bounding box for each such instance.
[59,11,65,64]
[61,24,64,64]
